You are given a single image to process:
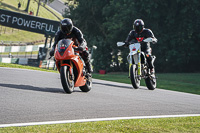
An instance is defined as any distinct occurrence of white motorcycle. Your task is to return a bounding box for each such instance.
[117,38,157,90]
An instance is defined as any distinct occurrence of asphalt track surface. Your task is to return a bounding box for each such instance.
[0,67,200,125]
[47,0,68,15]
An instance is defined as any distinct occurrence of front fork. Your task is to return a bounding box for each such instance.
[137,53,141,76]
[129,63,132,77]
[128,53,141,77]
[61,60,74,80]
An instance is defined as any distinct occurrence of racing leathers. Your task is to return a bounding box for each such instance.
[50,26,93,73]
[125,28,157,72]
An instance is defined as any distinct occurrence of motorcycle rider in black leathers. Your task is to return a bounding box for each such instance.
[125,19,157,73]
[49,18,93,73]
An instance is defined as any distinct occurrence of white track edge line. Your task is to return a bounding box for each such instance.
[0,114,200,128]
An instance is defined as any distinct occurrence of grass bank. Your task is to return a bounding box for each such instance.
[0,0,63,21]
[0,116,200,132]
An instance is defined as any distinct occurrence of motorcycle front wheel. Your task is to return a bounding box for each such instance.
[60,66,74,94]
[145,69,156,90]
[130,64,140,89]
[79,75,92,92]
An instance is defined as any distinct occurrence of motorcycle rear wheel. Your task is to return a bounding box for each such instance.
[130,64,140,89]
[60,66,74,94]
[145,70,156,90]
[79,75,92,92]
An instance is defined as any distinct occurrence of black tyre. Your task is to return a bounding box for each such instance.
[60,66,74,94]
[79,75,92,92]
[145,71,156,90]
[130,64,140,89]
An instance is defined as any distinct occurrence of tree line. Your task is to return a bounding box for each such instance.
[64,0,200,73]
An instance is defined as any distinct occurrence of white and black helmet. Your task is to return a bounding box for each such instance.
[133,19,144,33]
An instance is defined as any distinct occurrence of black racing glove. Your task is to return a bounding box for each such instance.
[124,42,130,47]
[49,48,55,56]
[74,46,83,52]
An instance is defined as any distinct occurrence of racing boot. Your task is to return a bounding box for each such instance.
[82,50,93,74]
[146,55,154,74]
[85,61,93,73]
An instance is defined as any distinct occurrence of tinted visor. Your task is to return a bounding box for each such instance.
[61,24,72,34]
[135,25,143,33]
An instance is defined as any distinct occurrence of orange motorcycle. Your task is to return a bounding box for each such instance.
[53,39,92,94]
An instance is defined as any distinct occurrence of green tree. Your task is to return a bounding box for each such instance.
[66,0,112,72]
[24,0,31,12]
[65,0,200,73]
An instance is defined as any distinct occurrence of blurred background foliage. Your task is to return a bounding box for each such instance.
[57,0,200,72]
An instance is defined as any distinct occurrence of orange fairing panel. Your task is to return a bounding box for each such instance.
[54,40,86,87]
[54,44,75,61]
[70,56,86,87]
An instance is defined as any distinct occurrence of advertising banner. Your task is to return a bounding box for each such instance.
[0,9,60,36]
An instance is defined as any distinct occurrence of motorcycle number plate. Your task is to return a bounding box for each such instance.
[129,43,140,55]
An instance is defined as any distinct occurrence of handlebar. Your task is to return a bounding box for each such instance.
[117,42,125,47]
[143,37,157,43]
[72,45,77,48]
[117,37,157,47]
[73,45,83,51]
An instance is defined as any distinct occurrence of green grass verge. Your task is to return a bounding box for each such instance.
[92,72,200,95]
[0,51,39,55]
[0,62,57,73]
[0,116,200,132]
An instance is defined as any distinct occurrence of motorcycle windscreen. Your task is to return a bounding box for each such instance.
[57,39,73,56]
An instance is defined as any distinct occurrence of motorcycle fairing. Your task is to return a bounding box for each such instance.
[57,39,73,56]
[54,40,86,87]
[68,56,86,87]
[129,43,140,56]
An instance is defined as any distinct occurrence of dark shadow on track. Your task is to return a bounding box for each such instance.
[0,83,65,94]
[93,82,133,89]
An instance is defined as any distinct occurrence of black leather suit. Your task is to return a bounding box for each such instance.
[125,28,156,69]
[52,26,90,65]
